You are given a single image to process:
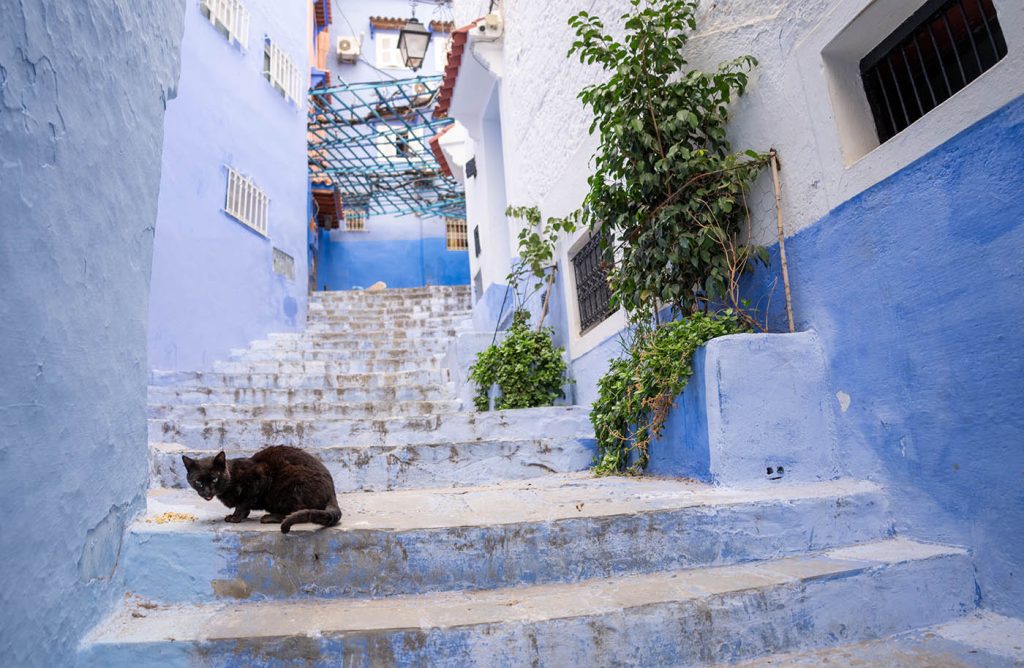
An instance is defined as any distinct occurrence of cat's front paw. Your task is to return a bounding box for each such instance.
[224,514,244,523]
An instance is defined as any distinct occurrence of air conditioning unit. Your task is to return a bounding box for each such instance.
[337,35,361,63]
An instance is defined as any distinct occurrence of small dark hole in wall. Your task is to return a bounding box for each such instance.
[766,467,774,475]
[778,466,784,474]
[314,553,320,561]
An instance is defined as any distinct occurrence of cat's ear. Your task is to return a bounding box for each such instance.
[182,455,196,472]
[213,451,226,470]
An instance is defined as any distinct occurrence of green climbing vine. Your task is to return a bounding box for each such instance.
[591,312,748,474]
[566,0,772,473]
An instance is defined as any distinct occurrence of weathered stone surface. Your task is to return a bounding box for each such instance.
[121,477,889,603]
[81,539,974,667]
[81,285,1001,665]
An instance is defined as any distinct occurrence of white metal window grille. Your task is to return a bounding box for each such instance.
[263,40,304,105]
[446,218,468,250]
[344,209,367,232]
[376,34,404,70]
[224,167,269,236]
[200,0,250,48]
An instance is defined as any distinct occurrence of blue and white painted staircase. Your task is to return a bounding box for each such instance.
[78,286,1001,666]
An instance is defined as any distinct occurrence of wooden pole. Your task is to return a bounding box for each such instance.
[536,264,557,331]
[769,149,795,333]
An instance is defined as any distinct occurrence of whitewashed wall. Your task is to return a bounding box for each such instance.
[453,0,1024,355]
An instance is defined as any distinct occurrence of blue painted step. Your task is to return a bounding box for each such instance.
[80,539,974,667]
[119,477,889,604]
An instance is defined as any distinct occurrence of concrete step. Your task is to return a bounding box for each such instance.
[305,312,471,325]
[309,296,471,309]
[121,477,887,603]
[149,436,595,492]
[147,399,462,421]
[81,538,973,666]
[302,323,471,336]
[148,368,447,391]
[147,384,453,406]
[212,358,442,375]
[311,287,470,302]
[248,337,453,353]
[268,329,465,343]
[228,348,445,363]
[309,303,473,317]
[728,611,1024,667]
[149,406,592,449]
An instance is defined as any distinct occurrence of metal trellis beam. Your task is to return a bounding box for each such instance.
[308,75,465,218]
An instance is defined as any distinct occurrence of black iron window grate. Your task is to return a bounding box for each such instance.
[571,233,614,333]
[861,0,1007,144]
[473,226,481,257]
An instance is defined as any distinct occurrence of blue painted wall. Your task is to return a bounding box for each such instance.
[148,0,310,371]
[314,0,468,292]
[0,1,186,664]
[565,95,1024,617]
[316,219,470,290]
[757,95,1024,616]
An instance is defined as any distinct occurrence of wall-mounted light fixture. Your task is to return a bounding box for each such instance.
[398,16,431,71]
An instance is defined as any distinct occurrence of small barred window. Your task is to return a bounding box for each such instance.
[446,218,469,251]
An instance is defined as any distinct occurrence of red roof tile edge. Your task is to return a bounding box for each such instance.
[429,124,455,178]
[433,19,482,120]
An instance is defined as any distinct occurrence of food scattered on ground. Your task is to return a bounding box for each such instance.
[148,511,198,524]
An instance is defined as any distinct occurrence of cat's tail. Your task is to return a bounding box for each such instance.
[280,497,341,534]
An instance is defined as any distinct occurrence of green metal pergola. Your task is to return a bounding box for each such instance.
[308,75,464,218]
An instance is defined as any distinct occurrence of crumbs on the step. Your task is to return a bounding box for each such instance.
[148,511,198,524]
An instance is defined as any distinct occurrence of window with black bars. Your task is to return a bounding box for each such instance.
[571,233,614,334]
[861,0,1007,144]
[473,226,481,257]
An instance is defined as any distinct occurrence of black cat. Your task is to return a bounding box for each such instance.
[181,445,341,534]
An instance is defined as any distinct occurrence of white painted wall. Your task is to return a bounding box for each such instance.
[453,0,1024,356]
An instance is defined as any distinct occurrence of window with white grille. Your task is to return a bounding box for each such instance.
[200,0,250,48]
[344,209,367,232]
[376,34,405,70]
[224,167,269,236]
[263,39,304,105]
[446,218,468,250]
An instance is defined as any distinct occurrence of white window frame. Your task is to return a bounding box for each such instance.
[224,167,269,237]
[263,39,305,106]
[795,0,1023,209]
[343,209,367,232]
[445,217,468,250]
[376,34,405,70]
[199,0,250,49]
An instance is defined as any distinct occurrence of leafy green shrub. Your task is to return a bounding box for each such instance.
[568,0,768,323]
[592,311,747,474]
[469,309,567,411]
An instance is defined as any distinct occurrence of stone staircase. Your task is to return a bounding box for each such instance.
[79,286,994,666]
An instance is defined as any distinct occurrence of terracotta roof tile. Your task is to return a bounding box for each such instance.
[429,124,455,177]
[314,0,331,28]
[370,17,455,33]
[434,19,481,120]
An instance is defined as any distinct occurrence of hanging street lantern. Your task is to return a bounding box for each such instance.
[398,17,432,71]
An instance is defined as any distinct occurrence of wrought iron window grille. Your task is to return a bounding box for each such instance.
[571,233,614,334]
[861,0,1007,144]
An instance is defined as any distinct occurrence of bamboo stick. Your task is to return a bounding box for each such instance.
[769,150,795,333]
[537,264,557,331]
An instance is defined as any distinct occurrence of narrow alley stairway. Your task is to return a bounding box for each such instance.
[79,287,1002,666]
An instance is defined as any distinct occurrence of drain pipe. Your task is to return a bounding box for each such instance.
[769,149,795,333]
